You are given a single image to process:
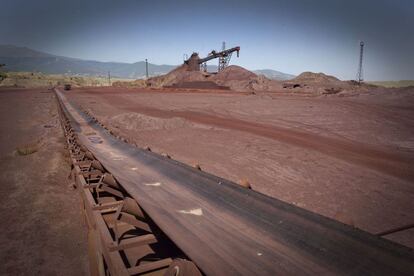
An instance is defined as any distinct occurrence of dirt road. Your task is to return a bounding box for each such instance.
[0,88,88,275]
[67,87,414,249]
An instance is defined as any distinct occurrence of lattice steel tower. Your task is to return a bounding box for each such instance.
[356,41,364,83]
[218,41,234,72]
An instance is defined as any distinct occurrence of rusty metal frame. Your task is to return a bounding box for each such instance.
[57,96,199,276]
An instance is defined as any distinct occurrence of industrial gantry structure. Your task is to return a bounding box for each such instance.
[185,42,240,72]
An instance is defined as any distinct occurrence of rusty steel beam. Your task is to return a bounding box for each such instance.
[56,88,414,276]
[198,46,240,64]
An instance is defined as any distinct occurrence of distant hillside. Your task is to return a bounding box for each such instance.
[0,45,294,80]
[0,45,176,79]
[0,45,53,58]
[254,69,295,80]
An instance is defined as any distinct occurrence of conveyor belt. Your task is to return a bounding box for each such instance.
[56,89,414,275]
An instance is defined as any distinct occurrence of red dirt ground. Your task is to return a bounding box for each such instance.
[0,88,88,275]
[67,86,414,249]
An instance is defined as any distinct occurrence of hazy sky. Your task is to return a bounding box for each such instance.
[1,0,413,80]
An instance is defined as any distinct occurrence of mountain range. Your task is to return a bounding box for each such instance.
[0,45,295,80]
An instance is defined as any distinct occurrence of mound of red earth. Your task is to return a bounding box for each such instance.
[146,64,283,92]
[210,66,283,92]
[294,72,341,83]
[282,72,371,95]
[146,64,208,88]
[123,65,371,95]
[211,65,257,81]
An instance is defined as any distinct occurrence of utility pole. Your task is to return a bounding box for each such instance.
[145,59,149,79]
[356,41,364,84]
[108,71,111,86]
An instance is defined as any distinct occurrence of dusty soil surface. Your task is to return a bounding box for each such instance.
[146,64,283,92]
[67,86,414,249]
[0,88,88,275]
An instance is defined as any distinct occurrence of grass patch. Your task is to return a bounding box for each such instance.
[16,144,39,156]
